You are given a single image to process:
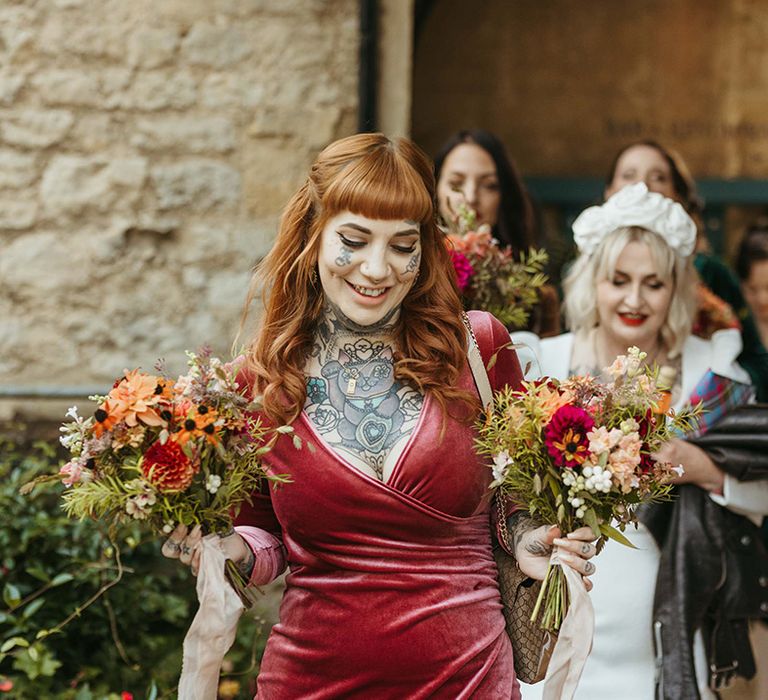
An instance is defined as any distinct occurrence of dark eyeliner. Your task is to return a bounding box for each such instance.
[337,232,365,248]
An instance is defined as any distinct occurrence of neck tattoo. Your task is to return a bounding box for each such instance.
[303,300,423,481]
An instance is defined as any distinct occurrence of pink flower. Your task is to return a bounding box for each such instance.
[449,249,474,292]
[59,460,84,487]
[618,432,642,458]
[608,434,643,492]
[586,426,623,455]
[544,405,595,468]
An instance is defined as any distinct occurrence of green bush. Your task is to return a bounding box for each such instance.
[0,437,272,699]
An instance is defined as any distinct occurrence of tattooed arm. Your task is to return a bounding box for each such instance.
[507,511,599,590]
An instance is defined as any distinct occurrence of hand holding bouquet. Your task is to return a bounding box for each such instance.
[444,202,549,330]
[476,347,699,632]
[27,348,294,603]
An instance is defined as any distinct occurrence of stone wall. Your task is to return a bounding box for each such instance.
[0,0,358,416]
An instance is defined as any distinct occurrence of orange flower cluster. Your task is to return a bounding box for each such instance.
[446,228,497,257]
[92,369,167,437]
[693,283,741,339]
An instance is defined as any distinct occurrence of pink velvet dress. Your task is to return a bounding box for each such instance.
[234,311,523,699]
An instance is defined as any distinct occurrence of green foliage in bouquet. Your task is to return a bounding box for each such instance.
[445,204,549,330]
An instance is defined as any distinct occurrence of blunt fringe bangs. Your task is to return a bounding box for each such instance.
[321,140,434,227]
[241,133,477,426]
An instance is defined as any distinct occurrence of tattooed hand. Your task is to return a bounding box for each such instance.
[508,513,597,591]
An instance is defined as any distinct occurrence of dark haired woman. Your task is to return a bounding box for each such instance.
[434,129,559,336]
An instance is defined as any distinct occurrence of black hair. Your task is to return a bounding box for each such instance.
[433,129,536,251]
[736,220,768,281]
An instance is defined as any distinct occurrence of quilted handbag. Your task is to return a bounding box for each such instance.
[493,499,557,684]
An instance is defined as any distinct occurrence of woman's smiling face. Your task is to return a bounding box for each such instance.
[317,211,421,327]
[595,239,674,353]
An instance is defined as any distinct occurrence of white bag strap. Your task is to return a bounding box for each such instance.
[462,312,493,409]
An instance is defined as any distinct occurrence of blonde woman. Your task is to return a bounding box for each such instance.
[515,183,768,700]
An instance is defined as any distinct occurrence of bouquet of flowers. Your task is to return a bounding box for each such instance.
[692,283,742,339]
[444,203,549,330]
[476,347,699,632]
[25,348,294,602]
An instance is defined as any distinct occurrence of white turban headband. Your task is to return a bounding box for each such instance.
[571,182,697,258]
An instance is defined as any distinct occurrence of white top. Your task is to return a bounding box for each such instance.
[514,328,766,700]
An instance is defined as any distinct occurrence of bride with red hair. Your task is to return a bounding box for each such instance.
[163,133,595,698]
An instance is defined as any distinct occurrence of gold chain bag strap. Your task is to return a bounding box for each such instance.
[462,312,555,685]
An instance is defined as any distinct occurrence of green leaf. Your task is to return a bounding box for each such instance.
[22,598,45,619]
[557,504,565,523]
[276,425,294,434]
[25,566,50,582]
[50,573,74,587]
[583,508,601,538]
[533,473,542,494]
[1,636,29,653]
[147,680,159,700]
[74,684,94,700]
[599,522,638,549]
[3,582,20,608]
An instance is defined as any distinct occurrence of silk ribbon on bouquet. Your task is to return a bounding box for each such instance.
[178,534,244,700]
[540,546,594,700]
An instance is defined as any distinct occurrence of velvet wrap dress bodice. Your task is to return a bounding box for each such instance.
[235,311,523,699]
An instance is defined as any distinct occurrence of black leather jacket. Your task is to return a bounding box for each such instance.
[640,405,768,700]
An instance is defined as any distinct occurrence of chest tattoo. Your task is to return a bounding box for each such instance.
[304,312,423,480]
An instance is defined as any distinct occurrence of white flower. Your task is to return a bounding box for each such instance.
[620,418,639,434]
[672,463,685,477]
[162,522,175,534]
[65,406,80,420]
[491,451,513,483]
[572,182,696,258]
[206,474,223,494]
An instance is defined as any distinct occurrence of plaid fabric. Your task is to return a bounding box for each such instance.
[677,370,755,438]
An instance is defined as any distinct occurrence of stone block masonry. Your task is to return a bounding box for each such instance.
[0,0,359,418]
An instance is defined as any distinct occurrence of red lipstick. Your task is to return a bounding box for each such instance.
[618,313,646,327]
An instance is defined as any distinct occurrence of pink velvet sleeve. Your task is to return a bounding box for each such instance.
[234,525,286,586]
[233,482,287,586]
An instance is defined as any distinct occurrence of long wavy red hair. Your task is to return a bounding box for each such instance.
[241,133,477,426]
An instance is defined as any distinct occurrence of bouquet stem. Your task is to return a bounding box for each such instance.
[224,559,259,609]
[531,561,569,633]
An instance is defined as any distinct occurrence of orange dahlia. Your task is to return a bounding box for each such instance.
[108,369,165,428]
[141,440,198,492]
